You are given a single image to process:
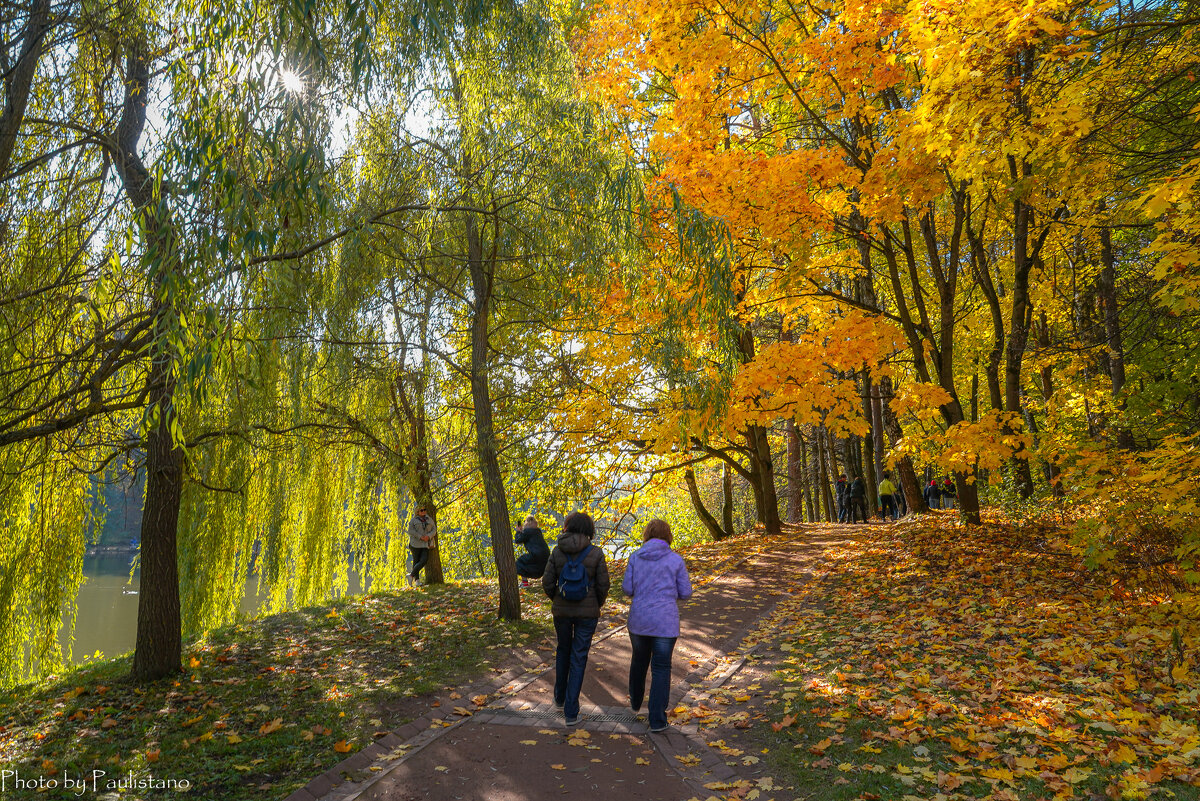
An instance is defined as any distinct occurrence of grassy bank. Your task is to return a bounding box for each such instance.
[0,531,772,800]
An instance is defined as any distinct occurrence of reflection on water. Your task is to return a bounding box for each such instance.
[67,553,364,665]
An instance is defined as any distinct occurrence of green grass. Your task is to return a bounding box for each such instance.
[0,582,552,800]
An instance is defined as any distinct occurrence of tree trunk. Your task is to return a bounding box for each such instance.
[685,468,727,541]
[110,43,183,683]
[798,428,814,522]
[1098,222,1134,448]
[817,426,835,522]
[733,324,782,535]
[859,373,878,514]
[879,377,927,514]
[466,213,519,620]
[131,357,184,681]
[721,462,734,537]
[785,421,803,524]
[0,0,52,181]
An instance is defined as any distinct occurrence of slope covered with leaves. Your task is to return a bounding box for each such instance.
[743,517,1200,800]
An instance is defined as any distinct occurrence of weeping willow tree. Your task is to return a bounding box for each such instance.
[0,0,377,685]
[0,0,634,687]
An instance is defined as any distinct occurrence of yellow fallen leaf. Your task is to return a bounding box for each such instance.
[226,734,242,745]
[635,758,650,765]
[333,740,353,753]
[146,749,161,763]
[520,740,538,745]
[1063,767,1092,784]
[258,718,283,735]
[434,766,449,772]
[551,764,566,770]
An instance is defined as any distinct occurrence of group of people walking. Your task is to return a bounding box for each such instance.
[407,506,692,731]
[539,512,691,731]
[833,472,958,522]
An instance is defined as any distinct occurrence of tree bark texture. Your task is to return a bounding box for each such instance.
[685,468,727,541]
[111,43,184,682]
[466,213,519,620]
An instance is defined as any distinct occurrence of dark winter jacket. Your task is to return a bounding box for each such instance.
[924,482,941,506]
[942,480,957,499]
[849,477,866,501]
[515,526,550,561]
[623,538,693,638]
[543,532,610,619]
[835,479,849,505]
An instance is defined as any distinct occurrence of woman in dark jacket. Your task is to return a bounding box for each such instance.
[924,479,941,509]
[849,476,868,523]
[542,511,610,726]
[515,515,550,584]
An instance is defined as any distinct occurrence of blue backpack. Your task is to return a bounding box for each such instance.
[557,545,592,602]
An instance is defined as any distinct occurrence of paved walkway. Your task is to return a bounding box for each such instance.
[284,533,836,801]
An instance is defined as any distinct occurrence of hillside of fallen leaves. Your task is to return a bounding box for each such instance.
[710,516,1200,801]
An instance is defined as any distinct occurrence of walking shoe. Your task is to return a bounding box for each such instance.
[554,699,565,710]
[649,723,668,733]
[565,715,581,726]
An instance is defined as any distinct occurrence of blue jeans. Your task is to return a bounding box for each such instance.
[628,633,677,729]
[553,617,598,719]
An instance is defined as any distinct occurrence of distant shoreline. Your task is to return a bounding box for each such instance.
[85,545,139,557]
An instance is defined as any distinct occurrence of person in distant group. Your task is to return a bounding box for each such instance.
[878,470,898,521]
[407,503,436,586]
[849,475,869,523]
[835,474,850,523]
[543,511,610,726]
[623,519,693,733]
[515,515,550,586]
[942,477,958,510]
[924,479,941,510]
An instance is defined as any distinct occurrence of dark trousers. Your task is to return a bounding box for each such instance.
[553,617,598,719]
[881,494,897,520]
[850,498,868,523]
[629,633,677,729]
[837,500,848,523]
[409,546,429,581]
[515,553,547,578]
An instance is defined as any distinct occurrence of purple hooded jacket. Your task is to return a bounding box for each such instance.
[622,538,693,637]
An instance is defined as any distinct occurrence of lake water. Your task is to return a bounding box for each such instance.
[68,554,366,665]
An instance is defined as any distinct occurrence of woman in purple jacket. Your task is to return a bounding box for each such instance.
[623,519,693,732]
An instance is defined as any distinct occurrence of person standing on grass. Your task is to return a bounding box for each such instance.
[623,519,692,733]
[515,515,550,586]
[543,511,609,726]
[407,503,436,586]
[878,471,898,521]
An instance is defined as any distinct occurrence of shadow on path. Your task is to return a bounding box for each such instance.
[287,529,853,801]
